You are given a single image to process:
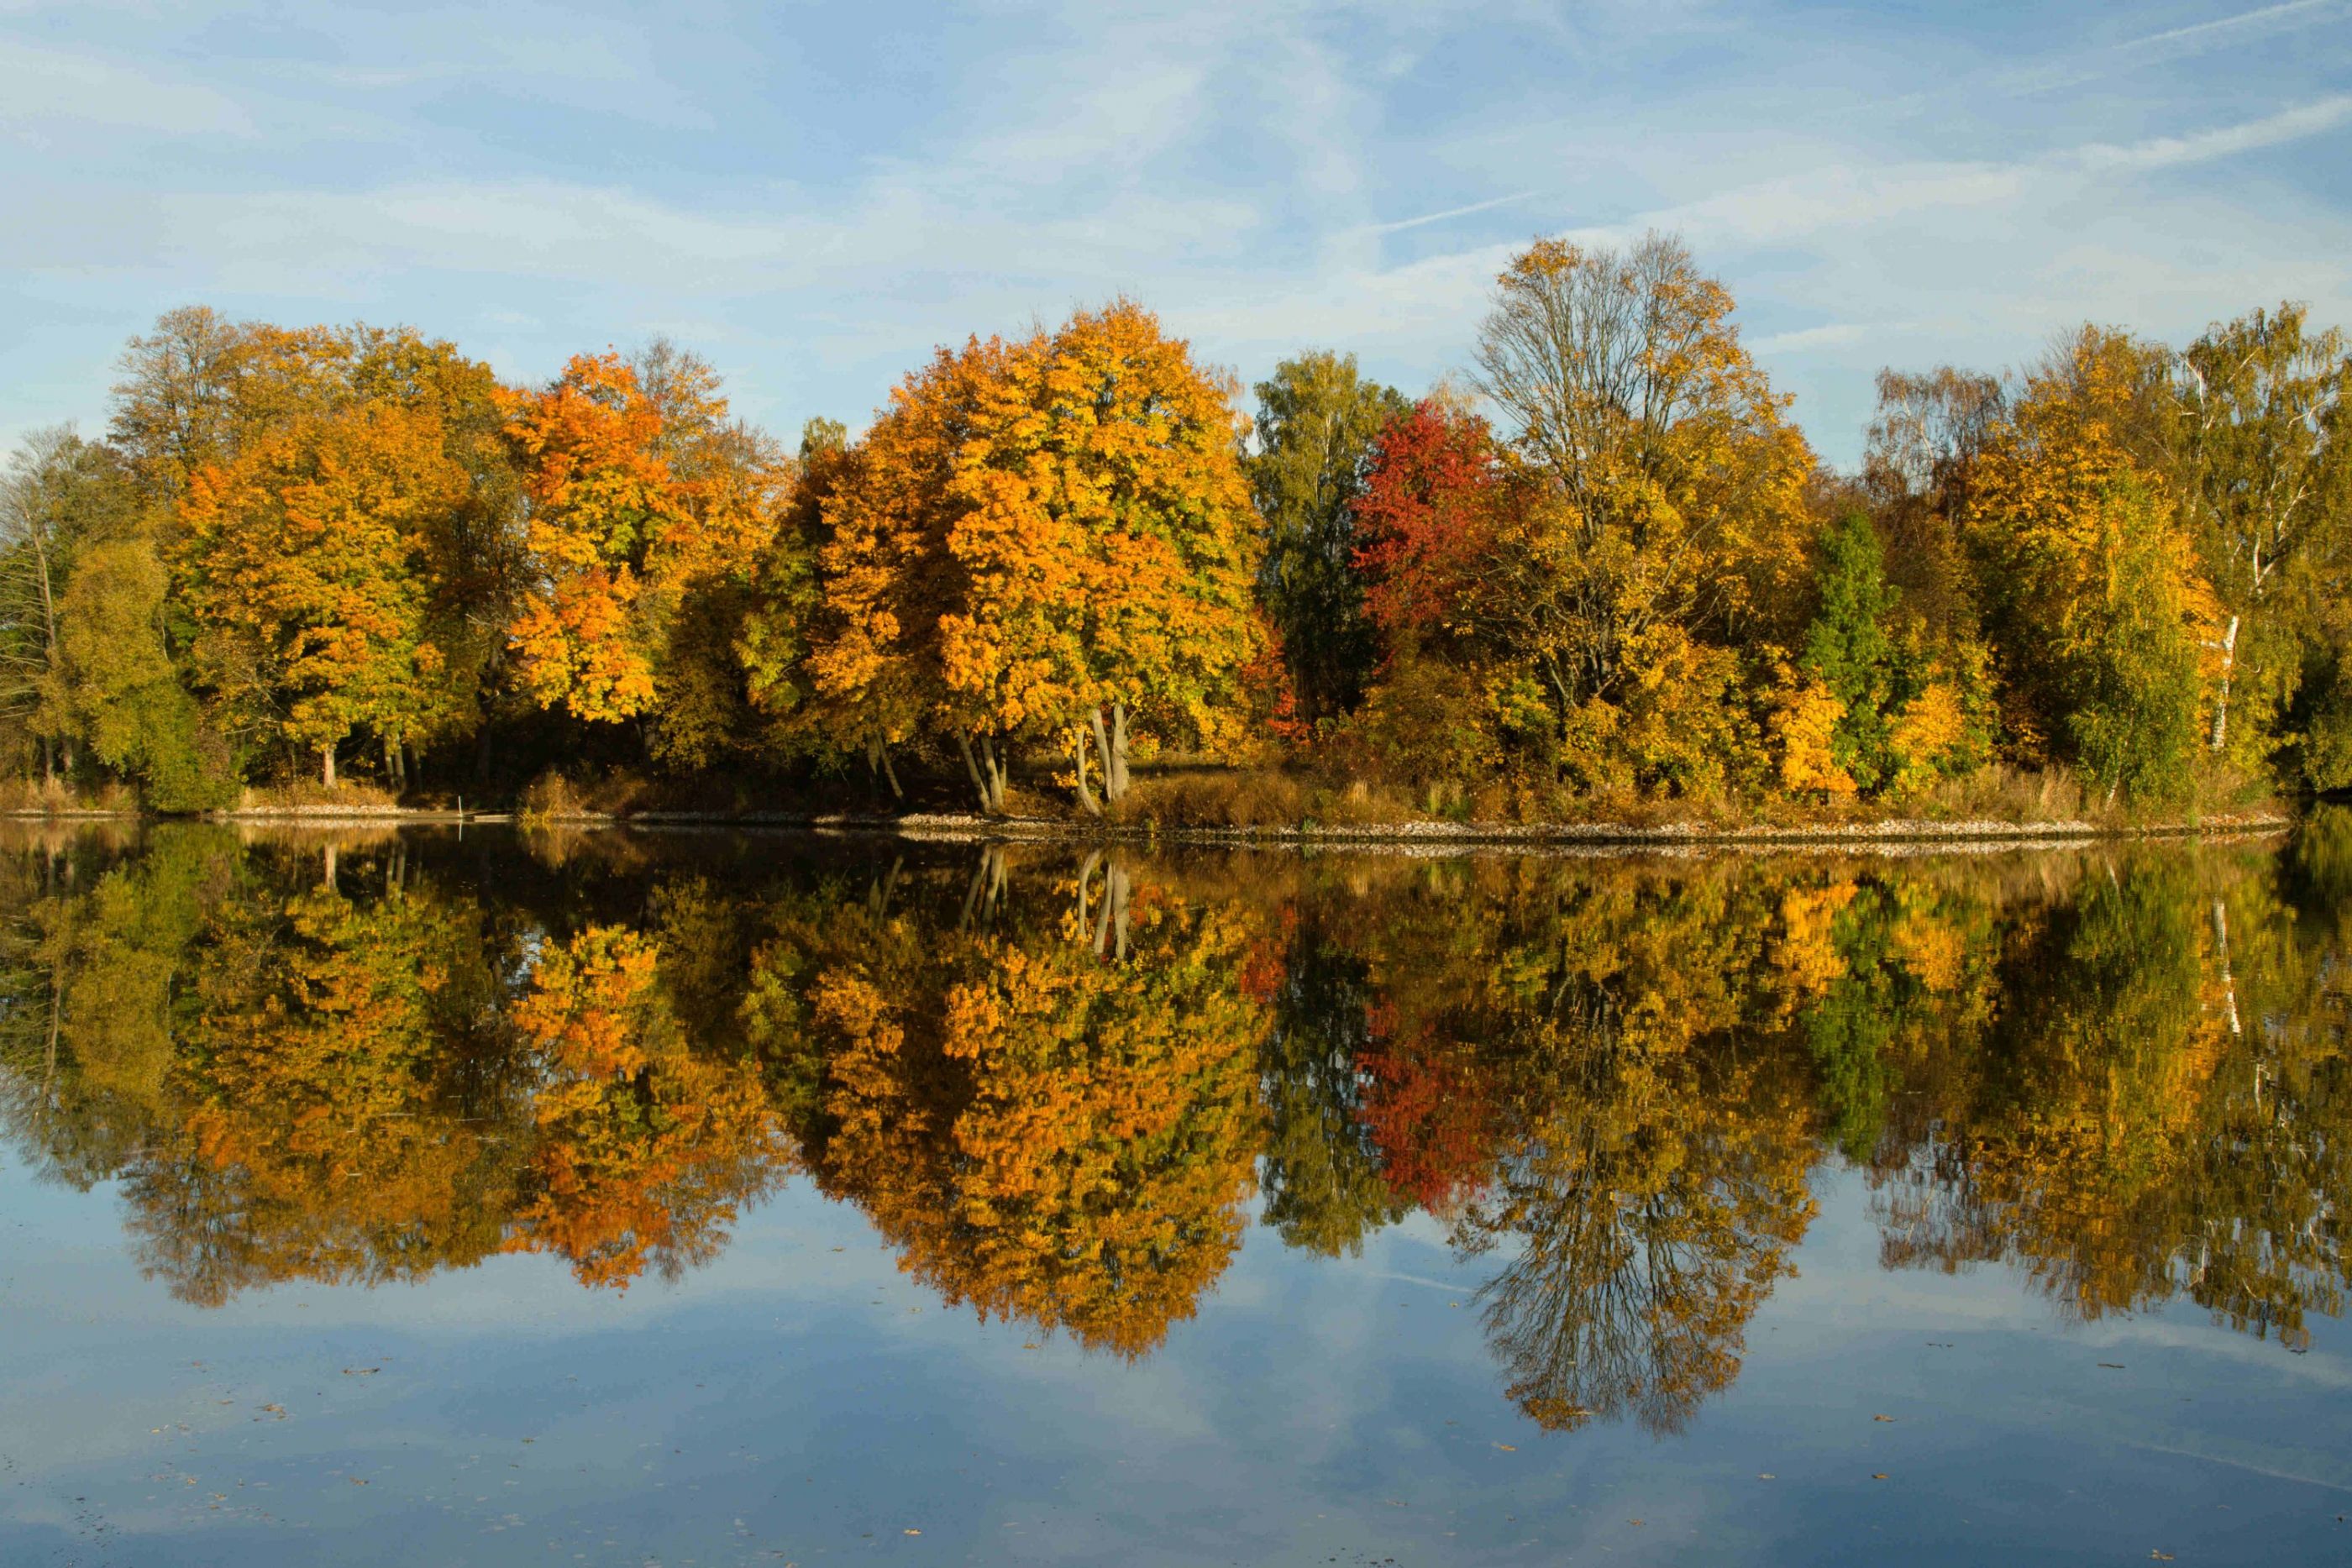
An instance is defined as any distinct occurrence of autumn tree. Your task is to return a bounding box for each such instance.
[2168,305,2352,782]
[496,349,786,761]
[175,403,468,784]
[811,303,1263,812]
[1347,235,1817,799]
[1963,330,2220,804]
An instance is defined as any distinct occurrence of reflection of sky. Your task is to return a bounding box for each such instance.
[5,1152,2349,1566]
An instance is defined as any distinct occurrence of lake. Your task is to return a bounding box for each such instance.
[3,821,2349,1565]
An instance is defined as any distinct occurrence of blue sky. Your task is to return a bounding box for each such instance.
[4,0,2349,469]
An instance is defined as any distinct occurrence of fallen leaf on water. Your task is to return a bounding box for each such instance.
[2098,1363,2126,1370]
[2150,1553,2173,1561]
[1629,1518,1645,1526]
[1872,1414,1894,1422]
[903,1529,921,1536]
[1758,1474,1776,1481]
[1494,1444,1516,1452]
[1872,1473,1889,1481]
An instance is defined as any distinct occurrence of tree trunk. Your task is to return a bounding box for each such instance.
[879,747,903,802]
[1110,702,1131,799]
[322,744,337,789]
[1073,730,1102,817]
[958,733,992,814]
[2210,615,2239,752]
[980,736,1008,812]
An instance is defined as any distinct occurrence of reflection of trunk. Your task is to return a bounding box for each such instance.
[2209,615,2239,752]
[1073,729,1102,816]
[869,854,902,917]
[1090,859,1130,962]
[323,843,339,892]
[45,959,60,1086]
[959,843,1007,926]
[2213,897,2241,1036]
[1076,849,1102,935]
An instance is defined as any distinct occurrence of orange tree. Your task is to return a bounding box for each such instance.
[496,352,785,752]
[803,303,1263,812]
[763,861,1268,1354]
[505,924,786,1287]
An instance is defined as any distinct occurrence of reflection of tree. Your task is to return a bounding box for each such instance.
[9,823,2352,1410]
[0,834,790,1303]
[504,926,785,1287]
[127,872,525,1304]
[1256,907,1404,1256]
[769,859,1267,1356]
[1465,1048,1817,1434]
[0,830,219,1188]
[1302,859,1824,1434]
[1866,845,2352,1351]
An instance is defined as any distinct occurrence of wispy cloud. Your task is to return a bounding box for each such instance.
[0,41,253,136]
[1356,191,1540,236]
[3,1,2349,469]
[2069,93,2352,171]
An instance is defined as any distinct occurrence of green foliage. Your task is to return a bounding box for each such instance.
[60,542,235,810]
[2065,480,2206,807]
[1803,508,1899,791]
[1247,352,1410,723]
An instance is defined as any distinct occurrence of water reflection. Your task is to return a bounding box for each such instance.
[3,818,2347,1438]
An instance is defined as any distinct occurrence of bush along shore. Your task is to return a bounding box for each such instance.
[0,769,2297,851]
[5,238,2347,832]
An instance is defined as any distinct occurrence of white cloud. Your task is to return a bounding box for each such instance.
[0,40,253,135]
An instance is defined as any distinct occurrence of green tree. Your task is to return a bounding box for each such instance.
[1802,507,1899,791]
[0,428,135,780]
[1247,352,1409,723]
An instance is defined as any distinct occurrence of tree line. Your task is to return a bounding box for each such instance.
[5,236,2348,815]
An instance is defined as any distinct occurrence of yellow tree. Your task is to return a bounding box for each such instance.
[1389,233,1820,794]
[176,403,466,784]
[1964,329,2223,802]
[810,304,1263,812]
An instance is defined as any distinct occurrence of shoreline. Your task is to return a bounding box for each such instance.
[0,805,2298,848]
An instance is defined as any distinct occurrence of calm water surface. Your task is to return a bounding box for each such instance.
[3,821,2349,1565]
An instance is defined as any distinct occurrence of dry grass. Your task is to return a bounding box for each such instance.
[0,777,141,815]
[238,779,402,813]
